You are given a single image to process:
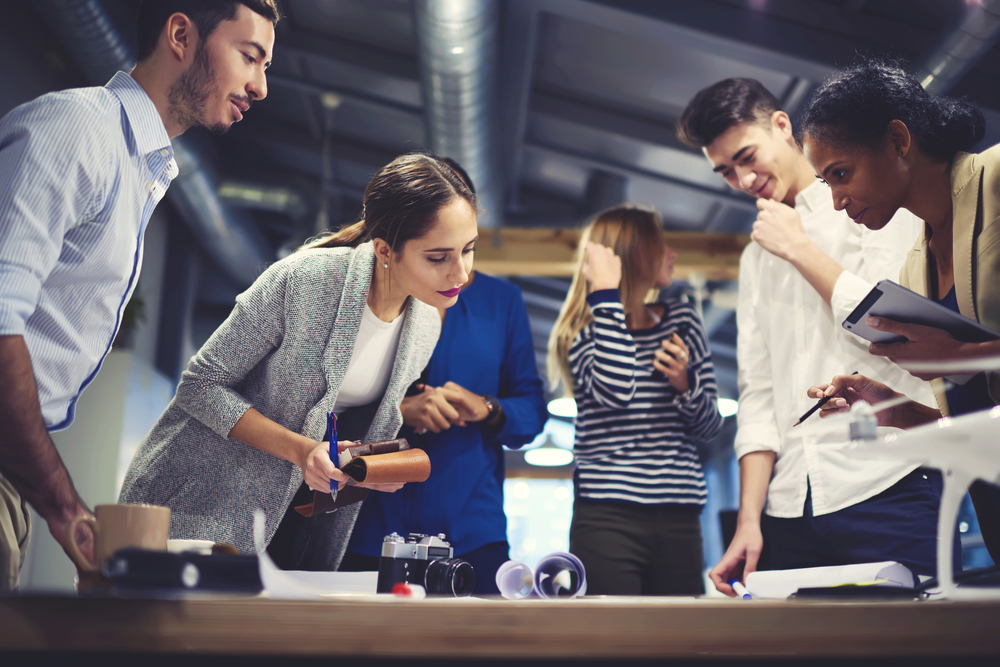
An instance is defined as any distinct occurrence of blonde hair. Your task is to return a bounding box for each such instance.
[547,205,667,396]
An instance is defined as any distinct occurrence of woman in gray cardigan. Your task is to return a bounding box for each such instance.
[120,153,480,569]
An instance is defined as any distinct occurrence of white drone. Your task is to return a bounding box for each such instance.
[810,354,1000,600]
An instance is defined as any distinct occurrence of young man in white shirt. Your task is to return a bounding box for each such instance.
[677,78,940,595]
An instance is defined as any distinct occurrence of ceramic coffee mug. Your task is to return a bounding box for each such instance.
[65,503,171,572]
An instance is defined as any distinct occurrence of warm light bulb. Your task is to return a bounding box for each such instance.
[547,397,577,418]
[524,449,574,467]
[718,398,739,418]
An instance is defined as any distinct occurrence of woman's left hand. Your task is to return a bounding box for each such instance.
[865,316,968,380]
[357,482,406,493]
[654,332,690,393]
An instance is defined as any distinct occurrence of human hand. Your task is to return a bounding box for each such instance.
[708,522,764,596]
[751,199,810,263]
[357,482,406,493]
[653,333,690,393]
[440,381,490,423]
[301,439,356,492]
[50,505,95,574]
[401,384,471,433]
[865,317,969,380]
[807,374,903,426]
[581,242,622,292]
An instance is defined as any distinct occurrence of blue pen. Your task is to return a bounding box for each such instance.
[326,412,339,502]
[728,578,752,600]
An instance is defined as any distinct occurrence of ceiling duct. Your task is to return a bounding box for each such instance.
[919,0,1000,95]
[415,0,503,227]
[32,0,273,288]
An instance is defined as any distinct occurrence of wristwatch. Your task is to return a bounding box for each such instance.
[481,394,505,433]
[481,394,501,420]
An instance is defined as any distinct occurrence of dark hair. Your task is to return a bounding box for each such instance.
[303,152,477,252]
[677,78,782,148]
[798,58,985,163]
[439,157,476,194]
[136,0,281,61]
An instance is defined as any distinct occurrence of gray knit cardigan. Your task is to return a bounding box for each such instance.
[119,242,441,568]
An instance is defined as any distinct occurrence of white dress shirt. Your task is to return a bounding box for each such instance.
[733,180,936,518]
[0,72,177,430]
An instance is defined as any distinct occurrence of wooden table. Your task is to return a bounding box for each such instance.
[1,595,999,663]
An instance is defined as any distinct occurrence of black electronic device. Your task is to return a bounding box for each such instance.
[843,280,999,345]
[102,548,262,594]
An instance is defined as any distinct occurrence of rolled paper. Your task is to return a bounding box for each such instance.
[534,552,587,598]
[495,552,587,599]
[496,560,535,599]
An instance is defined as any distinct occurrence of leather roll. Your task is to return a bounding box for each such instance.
[338,438,410,467]
[341,448,431,484]
[294,486,369,517]
[292,439,423,517]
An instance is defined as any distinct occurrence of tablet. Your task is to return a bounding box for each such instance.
[843,280,1000,345]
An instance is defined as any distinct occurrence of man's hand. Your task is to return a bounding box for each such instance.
[400,383,487,433]
[750,199,811,263]
[581,242,622,292]
[865,316,973,380]
[47,505,96,572]
[708,522,764,596]
[653,333,690,393]
[0,335,94,579]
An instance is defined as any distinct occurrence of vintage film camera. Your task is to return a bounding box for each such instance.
[376,532,475,597]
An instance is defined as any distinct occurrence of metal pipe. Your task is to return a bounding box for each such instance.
[919,0,1000,94]
[415,0,503,227]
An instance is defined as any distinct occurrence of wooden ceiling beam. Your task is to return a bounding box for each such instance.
[473,228,750,280]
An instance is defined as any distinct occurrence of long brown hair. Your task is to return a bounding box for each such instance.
[547,205,666,395]
[301,152,477,253]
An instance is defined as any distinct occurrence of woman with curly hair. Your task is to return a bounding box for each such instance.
[798,58,1000,563]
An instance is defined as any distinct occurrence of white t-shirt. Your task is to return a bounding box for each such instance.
[733,179,936,518]
[333,303,406,412]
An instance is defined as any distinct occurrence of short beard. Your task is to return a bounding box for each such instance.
[167,42,229,135]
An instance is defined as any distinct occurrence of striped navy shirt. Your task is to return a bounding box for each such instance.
[0,72,177,430]
[569,289,723,505]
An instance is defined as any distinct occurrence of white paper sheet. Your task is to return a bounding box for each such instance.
[252,509,378,599]
[745,561,915,599]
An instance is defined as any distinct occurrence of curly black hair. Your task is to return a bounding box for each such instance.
[798,58,984,163]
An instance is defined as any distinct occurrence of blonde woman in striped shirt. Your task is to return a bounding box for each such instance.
[549,206,723,595]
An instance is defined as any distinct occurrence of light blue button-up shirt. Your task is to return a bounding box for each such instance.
[0,71,178,430]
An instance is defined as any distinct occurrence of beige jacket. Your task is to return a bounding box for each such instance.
[899,145,1000,414]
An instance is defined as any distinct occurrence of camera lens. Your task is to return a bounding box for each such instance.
[424,558,475,596]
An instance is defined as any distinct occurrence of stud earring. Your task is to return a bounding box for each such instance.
[898,151,904,156]
[383,263,388,269]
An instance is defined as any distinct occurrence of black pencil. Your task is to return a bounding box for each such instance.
[793,371,858,427]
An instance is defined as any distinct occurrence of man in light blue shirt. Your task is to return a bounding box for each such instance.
[0,0,278,590]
